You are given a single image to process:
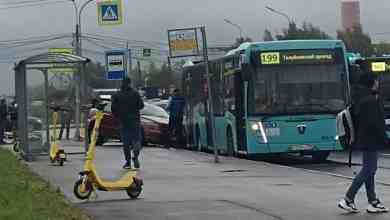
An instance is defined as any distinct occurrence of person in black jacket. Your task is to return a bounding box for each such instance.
[111,78,144,169]
[338,73,389,213]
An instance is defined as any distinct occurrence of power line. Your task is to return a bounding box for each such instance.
[0,0,68,10]
[0,0,53,5]
[0,33,71,44]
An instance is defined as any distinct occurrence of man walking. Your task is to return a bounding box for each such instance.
[111,78,144,169]
[167,89,186,147]
[338,73,389,213]
[0,99,8,144]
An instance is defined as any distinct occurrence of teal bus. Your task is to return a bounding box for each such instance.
[182,40,350,161]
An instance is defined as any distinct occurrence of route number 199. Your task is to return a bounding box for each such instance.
[261,52,280,65]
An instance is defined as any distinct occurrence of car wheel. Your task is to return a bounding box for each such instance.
[96,135,106,146]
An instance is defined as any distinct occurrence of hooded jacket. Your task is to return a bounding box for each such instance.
[352,85,386,150]
[111,87,144,125]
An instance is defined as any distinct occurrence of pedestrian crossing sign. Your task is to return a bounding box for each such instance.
[98,0,123,26]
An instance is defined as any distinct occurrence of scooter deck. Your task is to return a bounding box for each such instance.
[95,171,138,191]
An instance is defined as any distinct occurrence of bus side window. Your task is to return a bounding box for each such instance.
[224,75,235,113]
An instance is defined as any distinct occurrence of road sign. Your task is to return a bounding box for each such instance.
[105,50,127,80]
[143,48,152,57]
[168,28,200,58]
[48,48,75,75]
[97,0,123,26]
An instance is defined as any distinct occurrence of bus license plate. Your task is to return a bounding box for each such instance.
[289,145,313,151]
[385,119,390,125]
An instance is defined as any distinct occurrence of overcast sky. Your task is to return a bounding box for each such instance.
[0,0,389,95]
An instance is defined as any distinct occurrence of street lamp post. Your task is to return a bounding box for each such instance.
[265,6,292,24]
[69,0,94,140]
[224,19,243,39]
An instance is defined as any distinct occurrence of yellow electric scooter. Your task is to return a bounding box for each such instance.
[49,106,67,166]
[73,103,143,200]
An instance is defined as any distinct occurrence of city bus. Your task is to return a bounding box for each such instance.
[350,56,390,137]
[182,40,350,161]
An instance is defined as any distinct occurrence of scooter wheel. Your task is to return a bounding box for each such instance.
[74,179,93,200]
[59,158,65,166]
[126,180,143,199]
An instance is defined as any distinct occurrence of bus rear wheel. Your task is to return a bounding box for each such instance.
[311,151,330,163]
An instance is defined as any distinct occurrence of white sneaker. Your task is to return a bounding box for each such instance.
[338,198,359,213]
[367,199,389,213]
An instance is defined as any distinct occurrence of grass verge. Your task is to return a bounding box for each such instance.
[0,148,90,220]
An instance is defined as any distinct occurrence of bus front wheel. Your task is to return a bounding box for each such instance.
[311,151,330,162]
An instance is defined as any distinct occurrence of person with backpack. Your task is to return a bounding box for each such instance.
[111,78,144,169]
[338,72,389,213]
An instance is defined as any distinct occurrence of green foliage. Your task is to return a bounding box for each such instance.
[372,42,390,56]
[263,29,274,41]
[147,62,175,89]
[276,22,331,40]
[233,37,253,48]
[0,148,90,220]
[337,25,374,56]
[85,61,117,89]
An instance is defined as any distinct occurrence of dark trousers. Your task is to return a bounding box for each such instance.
[120,122,142,163]
[59,119,70,140]
[168,115,184,146]
[346,150,378,203]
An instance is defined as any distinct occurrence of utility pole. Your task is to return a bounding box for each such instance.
[70,0,94,141]
[265,6,292,25]
[201,26,219,163]
[137,60,142,88]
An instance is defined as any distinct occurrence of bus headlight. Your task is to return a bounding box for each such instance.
[251,123,260,131]
[249,121,268,144]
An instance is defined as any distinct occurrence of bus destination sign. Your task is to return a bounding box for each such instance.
[260,50,335,65]
[370,61,390,73]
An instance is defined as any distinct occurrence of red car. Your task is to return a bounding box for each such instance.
[88,102,170,146]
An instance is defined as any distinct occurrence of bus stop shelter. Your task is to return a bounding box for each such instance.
[14,52,90,161]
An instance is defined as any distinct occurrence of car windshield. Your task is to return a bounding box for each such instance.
[141,104,169,118]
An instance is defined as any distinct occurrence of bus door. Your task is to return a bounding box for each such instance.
[234,71,247,152]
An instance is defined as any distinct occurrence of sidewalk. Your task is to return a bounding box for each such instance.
[27,144,390,220]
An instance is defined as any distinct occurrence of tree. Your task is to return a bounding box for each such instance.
[372,42,390,56]
[337,25,374,56]
[233,37,253,48]
[276,22,331,40]
[263,29,274,41]
[85,61,117,89]
[147,62,174,89]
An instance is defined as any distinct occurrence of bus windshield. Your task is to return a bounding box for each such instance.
[249,51,346,115]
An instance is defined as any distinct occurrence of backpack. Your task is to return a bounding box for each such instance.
[336,106,356,167]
